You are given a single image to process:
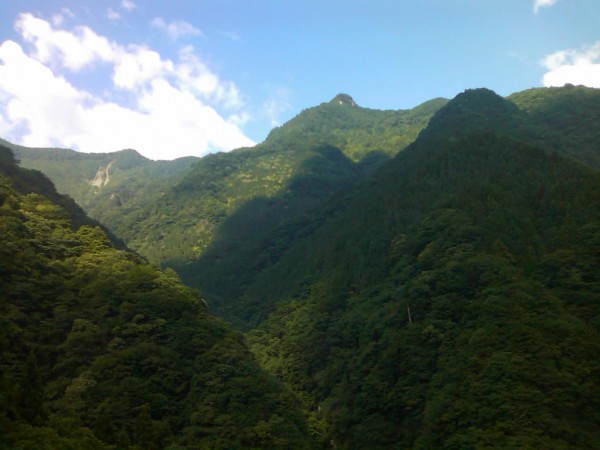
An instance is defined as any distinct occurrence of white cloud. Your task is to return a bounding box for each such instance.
[534,0,560,13]
[0,13,255,160]
[121,0,136,12]
[220,31,241,42]
[175,45,243,109]
[228,112,251,127]
[542,41,600,88]
[0,40,91,149]
[152,17,203,41]
[113,46,172,90]
[16,13,114,71]
[52,8,75,25]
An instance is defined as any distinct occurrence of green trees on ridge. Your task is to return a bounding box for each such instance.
[2,85,600,448]
[0,146,313,449]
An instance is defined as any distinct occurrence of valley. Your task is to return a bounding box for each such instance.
[2,85,599,449]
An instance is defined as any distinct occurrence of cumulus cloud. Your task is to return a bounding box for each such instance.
[17,13,114,71]
[533,0,560,13]
[542,41,600,88]
[113,46,172,90]
[152,17,203,41]
[0,13,255,160]
[0,40,91,148]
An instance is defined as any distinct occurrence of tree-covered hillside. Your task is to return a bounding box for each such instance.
[233,89,600,448]
[264,94,448,162]
[5,141,199,244]
[0,146,314,449]
[3,86,599,448]
[187,86,600,327]
[107,95,446,270]
[508,85,600,168]
[9,95,446,272]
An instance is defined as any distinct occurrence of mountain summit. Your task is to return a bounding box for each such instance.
[330,93,358,106]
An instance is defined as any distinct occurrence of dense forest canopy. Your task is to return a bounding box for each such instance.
[11,95,447,271]
[0,146,313,449]
[3,85,600,449]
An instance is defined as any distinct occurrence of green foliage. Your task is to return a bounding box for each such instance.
[265,95,448,162]
[0,147,313,449]
[9,96,445,274]
[508,85,600,168]
[3,86,600,448]
[242,92,600,448]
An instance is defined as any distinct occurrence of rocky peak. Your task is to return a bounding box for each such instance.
[330,93,358,107]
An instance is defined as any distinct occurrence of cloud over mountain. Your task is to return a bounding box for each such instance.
[542,41,600,88]
[0,13,254,160]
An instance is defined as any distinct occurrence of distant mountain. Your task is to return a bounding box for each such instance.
[0,145,314,449]
[3,139,199,240]
[117,94,446,270]
[179,87,600,326]
[509,85,600,168]
[264,93,448,162]
[7,95,446,273]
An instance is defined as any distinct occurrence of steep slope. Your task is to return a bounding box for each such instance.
[508,84,600,168]
[6,141,199,253]
[6,96,445,274]
[194,87,600,327]
[92,95,445,271]
[234,89,600,448]
[4,140,199,210]
[0,146,314,449]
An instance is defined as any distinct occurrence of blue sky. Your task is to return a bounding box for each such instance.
[0,0,598,160]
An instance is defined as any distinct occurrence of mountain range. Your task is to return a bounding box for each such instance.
[2,84,599,449]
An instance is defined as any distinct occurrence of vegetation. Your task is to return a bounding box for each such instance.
[508,84,600,168]
[10,95,446,271]
[3,140,199,211]
[3,86,600,448]
[241,89,600,448]
[0,146,313,449]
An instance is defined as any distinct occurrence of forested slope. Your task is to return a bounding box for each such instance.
[6,141,199,248]
[509,84,600,168]
[115,95,445,270]
[9,95,446,271]
[193,86,600,328]
[0,146,313,449]
[237,89,600,448]
[2,86,599,449]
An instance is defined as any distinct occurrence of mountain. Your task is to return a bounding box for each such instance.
[0,145,314,449]
[508,84,600,168]
[263,94,448,162]
[4,140,200,253]
[183,86,600,328]
[2,85,599,448]
[8,95,446,275]
[235,88,600,447]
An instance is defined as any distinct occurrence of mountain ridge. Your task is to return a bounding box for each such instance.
[240,90,600,447]
[0,145,315,449]
[1,85,599,448]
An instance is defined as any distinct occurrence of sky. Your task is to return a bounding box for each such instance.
[0,0,598,160]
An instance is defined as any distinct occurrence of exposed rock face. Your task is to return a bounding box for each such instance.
[89,160,115,187]
[331,93,358,106]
